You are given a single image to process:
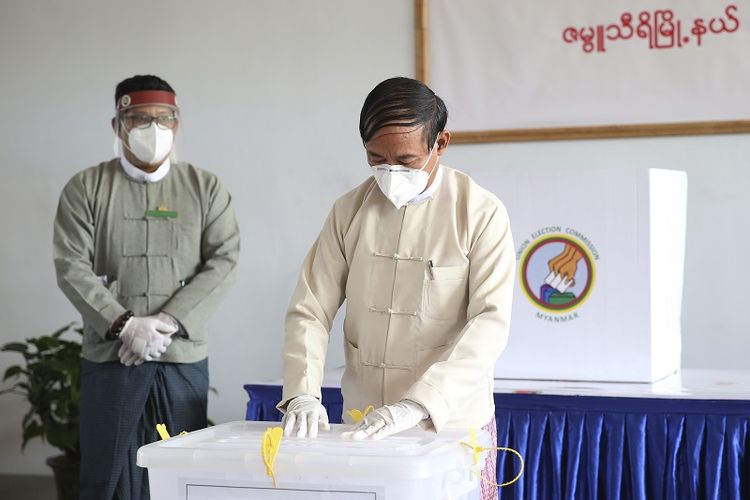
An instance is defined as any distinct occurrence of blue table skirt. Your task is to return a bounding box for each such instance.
[243,384,750,500]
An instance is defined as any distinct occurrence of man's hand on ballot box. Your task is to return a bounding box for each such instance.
[282,394,331,438]
[341,399,428,440]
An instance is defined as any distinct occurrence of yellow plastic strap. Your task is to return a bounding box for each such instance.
[156,423,171,441]
[346,405,375,423]
[262,427,283,488]
[156,424,188,441]
[461,429,524,488]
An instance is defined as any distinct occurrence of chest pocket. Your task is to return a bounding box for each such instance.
[423,264,470,321]
[147,218,175,256]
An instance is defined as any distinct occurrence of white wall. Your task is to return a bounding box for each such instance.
[0,0,747,476]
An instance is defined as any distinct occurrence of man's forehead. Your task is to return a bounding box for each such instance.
[368,124,425,143]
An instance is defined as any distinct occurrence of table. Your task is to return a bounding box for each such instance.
[244,369,750,500]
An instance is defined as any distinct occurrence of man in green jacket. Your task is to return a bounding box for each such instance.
[53,74,240,500]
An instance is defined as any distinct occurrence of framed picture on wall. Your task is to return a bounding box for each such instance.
[415,0,750,142]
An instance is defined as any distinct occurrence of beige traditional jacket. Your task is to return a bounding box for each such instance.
[280,165,515,432]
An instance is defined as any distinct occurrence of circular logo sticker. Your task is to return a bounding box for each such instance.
[519,234,595,313]
[119,94,131,108]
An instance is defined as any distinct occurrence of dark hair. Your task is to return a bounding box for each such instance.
[359,77,447,149]
[115,74,175,103]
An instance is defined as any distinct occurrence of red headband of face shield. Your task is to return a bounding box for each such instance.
[116,90,178,112]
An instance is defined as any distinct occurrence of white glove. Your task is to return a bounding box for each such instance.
[341,400,428,440]
[143,313,180,358]
[117,315,178,366]
[154,312,180,332]
[282,395,331,438]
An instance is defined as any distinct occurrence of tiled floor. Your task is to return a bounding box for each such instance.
[0,474,56,500]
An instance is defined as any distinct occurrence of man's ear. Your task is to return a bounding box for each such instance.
[437,130,451,155]
[111,117,116,133]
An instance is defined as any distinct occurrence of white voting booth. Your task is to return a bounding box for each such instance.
[469,167,687,383]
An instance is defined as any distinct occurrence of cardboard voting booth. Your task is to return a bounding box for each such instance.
[137,421,491,500]
[469,167,687,383]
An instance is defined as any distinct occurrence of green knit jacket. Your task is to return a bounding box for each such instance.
[53,159,240,363]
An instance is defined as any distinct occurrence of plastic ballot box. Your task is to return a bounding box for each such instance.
[468,166,687,383]
[137,421,491,500]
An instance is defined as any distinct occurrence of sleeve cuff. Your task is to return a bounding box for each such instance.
[161,303,189,326]
[97,302,128,339]
[404,381,451,433]
[278,382,322,414]
[169,315,189,339]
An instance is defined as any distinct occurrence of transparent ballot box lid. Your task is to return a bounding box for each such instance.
[137,420,490,480]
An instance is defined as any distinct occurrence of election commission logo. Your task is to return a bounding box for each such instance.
[518,229,597,315]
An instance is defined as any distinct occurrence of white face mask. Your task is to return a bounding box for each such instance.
[126,123,174,165]
[370,141,438,209]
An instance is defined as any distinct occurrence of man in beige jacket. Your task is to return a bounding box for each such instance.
[279,77,514,449]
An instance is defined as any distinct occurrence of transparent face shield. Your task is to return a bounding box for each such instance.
[113,105,181,163]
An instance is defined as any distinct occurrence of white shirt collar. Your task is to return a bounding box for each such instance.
[119,154,171,183]
[408,163,444,204]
